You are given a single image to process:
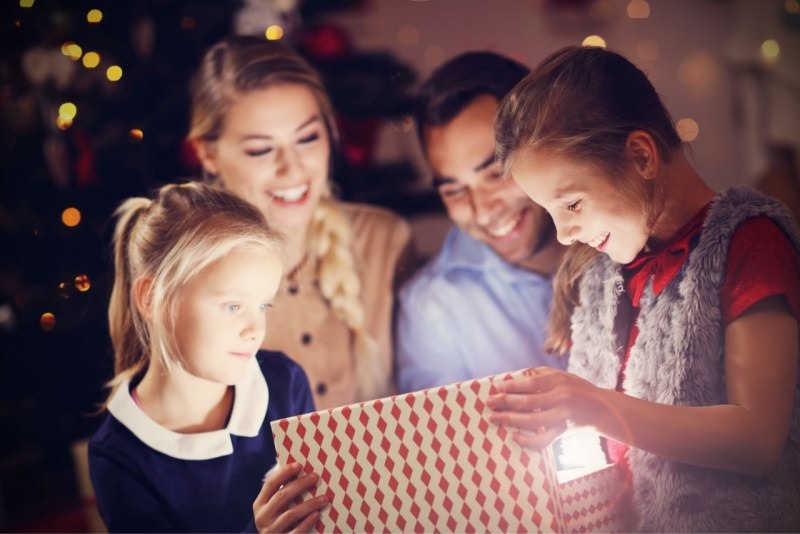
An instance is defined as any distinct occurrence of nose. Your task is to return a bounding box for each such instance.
[275,147,304,181]
[241,310,266,342]
[555,218,579,246]
[471,186,504,228]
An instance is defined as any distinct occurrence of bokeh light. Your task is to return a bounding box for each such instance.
[59,102,77,120]
[636,39,660,61]
[181,16,196,29]
[129,128,144,142]
[40,312,56,331]
[61,42,83,61]
[582,35,607,48]
[20,0,35,7]
[397,25,421,46]
[106,65,123,81]
[265,25,284,40]
[74,274,91,292]
[786,0,799,14]
[82,51,100,68]
[56,116,73,130]
[87,9,103,23]
[61,207,81,227]
[677,118,700,142]
[58,281,72,299]
[627,0,650,19]
[760,39,780,62]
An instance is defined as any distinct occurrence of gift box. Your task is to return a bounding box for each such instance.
[558,463,631,533]
[272,369,629,533]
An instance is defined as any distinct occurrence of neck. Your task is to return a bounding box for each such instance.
[516,226,566,276]
[135,357,233,433]
[648,152,715,248]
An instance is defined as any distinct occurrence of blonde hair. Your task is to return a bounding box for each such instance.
[188,36,385,400]
[107,182,284,395]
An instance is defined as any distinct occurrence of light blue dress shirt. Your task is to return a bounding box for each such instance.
[395,226,567,393]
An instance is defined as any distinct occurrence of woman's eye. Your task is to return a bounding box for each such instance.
[297,133,320,145]
[246,147,273,157]
[566,200,582,212]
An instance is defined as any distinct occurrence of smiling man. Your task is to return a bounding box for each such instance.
[395,52,567,392]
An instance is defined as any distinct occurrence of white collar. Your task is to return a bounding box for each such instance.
[107,357,269,460]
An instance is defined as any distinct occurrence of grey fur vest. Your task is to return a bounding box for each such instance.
[568,187,800,532]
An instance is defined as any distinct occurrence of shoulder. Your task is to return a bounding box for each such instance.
[88,413,149,472]
[256,350,309,385]
[339,202,411,241]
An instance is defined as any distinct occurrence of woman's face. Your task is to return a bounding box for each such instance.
[198,84,331,233]
[510,148,650,264]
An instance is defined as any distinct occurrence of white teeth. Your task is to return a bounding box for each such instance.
[589,232,610,248]
[487,213,522,238]
[270,184,308,201]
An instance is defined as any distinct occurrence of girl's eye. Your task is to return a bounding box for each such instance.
[566,200,582,212]
[226,304,241,313]
[298,133,319,145]
[246,147,273,157]
[259,303,272,312]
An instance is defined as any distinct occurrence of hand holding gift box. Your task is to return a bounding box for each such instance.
[271,368,630,533]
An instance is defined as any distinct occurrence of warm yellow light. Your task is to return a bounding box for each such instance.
[62,42,83,61]
[582,35,607,48]
[56,116,73,130]
[59,102,77,120]
[265,25,284,40]
[677,118,700,142]
[74,274,91,292]
[20,0,35,7]
[62,207,81,227]
[786,0,799,14]
[82,51,100,68]
[106,65,123,81]
[761,39,780,61]
[129,128,144,142]
[40,312,56,331]
[87,9,103,23]
[627,0,650,19]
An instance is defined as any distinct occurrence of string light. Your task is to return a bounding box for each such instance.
[82,51,100,68]
[40,312,56,331]
[760,39,780,62]
[582,35,607,48]
[62,207,81,227]
[59,102,77,120]
[677,118,699,142]
[74,274,91,292]
[20,0,35,7]
[56,116,73,130]
[129,128,144,142]
[265,25,283,40]
[87,9,103,23]
[61,42,82,61]
[627,0,650,19]
[106,65,123,81]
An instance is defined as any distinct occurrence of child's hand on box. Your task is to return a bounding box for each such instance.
[253,462,329,533]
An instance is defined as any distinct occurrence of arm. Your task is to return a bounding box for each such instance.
[488,295,798,475]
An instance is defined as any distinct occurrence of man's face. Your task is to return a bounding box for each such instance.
[424,94,554,265]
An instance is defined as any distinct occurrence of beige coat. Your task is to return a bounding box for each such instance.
[262,202,413,410]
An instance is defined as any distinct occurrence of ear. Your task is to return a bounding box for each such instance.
[132,276,154,321]
[625,130,660,181]
[192,138,220,176]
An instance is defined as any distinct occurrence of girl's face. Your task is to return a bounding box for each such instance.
[197,84,331,233]
[510,148,649,264]
[173,248,283,386]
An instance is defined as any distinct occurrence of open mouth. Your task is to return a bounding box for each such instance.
[588,231,610,250]
[268,182,310,204]
[486,210,525,240]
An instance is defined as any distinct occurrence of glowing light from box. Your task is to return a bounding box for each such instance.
[82,51,100,68]
[760,39,780,62]
[74,274,91,292]
[554,429,608,472]
[265,25,283,40]
[677,118,699,142]
[59,102,77,120]
[627,0,650,19]
[87,9,103,23]
[61,207,81,227]
[40,312,56,331]
[106,65,123,81]
[582,35,606,48]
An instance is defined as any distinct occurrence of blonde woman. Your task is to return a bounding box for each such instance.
[188,36,413,409]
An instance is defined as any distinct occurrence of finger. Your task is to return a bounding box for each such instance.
[291,511,321,533]
[273,495,328,533]
[256,463,302,506]
[488,406,568,433]
[486,391,550,412]
[268,472,321,512]
[499,368,564,395]
[511,422,568,451]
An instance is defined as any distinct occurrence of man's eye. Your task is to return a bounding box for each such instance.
[441,187,466,198]
[566,200,582,212]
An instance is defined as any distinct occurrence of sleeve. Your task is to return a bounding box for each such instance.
[722,217,800,325]
[394,283,472,393]
[289,357,316,416]
[89,441,176,533]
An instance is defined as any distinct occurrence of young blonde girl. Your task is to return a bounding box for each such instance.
[488,46,800,531]
[89,182,327,532]
[188,36,413,409]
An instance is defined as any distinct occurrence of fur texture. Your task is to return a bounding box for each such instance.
[569,187,800,532]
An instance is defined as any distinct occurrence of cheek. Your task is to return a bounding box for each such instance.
[442,197,471,223]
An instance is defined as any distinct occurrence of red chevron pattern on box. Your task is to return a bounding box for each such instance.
[558,464,631,533]
[271,369,566,533]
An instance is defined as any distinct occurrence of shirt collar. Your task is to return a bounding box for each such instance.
[107,357,269,460]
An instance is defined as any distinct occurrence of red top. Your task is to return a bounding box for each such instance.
[606,205,800,465]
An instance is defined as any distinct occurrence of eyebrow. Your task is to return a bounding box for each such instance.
[240,115,321,141]
[431,153,498,188]
[552,185,583,200]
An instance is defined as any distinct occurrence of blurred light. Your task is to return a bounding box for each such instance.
[0,304,16,331]
[582,35,606,48]
[59,102,77,120]
[129,128,144,142]
[554,429,608,473]
[627,0,650,19]
[392,116,414,133]
[636,39,660,61]
[760,39,780,62]
[62,42,82,61]
[106,65,123,81]
[589,0,615,21]
[677,118,700,142]
[87,9,103,23]
[265,25,284,40]
[15,19,22,28]
[58,281,72,299]
[20,0,35,7]
[397,25,420,46]
[74,274,91,292]
[56,116,73,130]
[82,51,100,68]
[678,60,701,85]
[423,45,446,67]
[181,16,196,30]
[786,0,799,14]
[40,312,56,331]
[62,206,81,227]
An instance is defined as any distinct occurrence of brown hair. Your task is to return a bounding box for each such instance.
[496,46,682,353]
